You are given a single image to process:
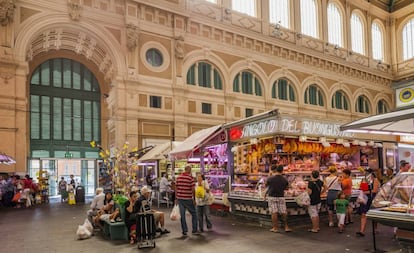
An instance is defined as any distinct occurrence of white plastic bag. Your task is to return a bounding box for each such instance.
[83,218,93,234]
[76,224,92,240]
[206,193,215,205]
[295,191,310,207]
[170,204,181,221]
[357,191,368,205]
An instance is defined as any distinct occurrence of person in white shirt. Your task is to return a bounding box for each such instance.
[159,173,170,200]
[87,187,105,224]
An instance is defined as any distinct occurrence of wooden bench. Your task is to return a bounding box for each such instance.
[102,203,128,240]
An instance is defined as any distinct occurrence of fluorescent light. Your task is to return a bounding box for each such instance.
[369,131,391,135]
[344,129,369,133]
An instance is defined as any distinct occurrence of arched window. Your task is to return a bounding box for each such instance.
[402,18,414,60]
[186,62,223,90]
[377,99,389,114]
[327,2,343,47]
[356,95,370,113]
[351,12,365,55]
[300,0,318,38]
[233,71,262,96]
[30,58,101,158]
[304,84,324,106]
[372,22,384,61]
[331,90,349,110]
[269,0,290,29]
[271,78,296,102]
[232,0,256,17]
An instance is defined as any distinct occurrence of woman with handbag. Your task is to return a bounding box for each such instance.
[325,167,342,227]
[195,173,213,232]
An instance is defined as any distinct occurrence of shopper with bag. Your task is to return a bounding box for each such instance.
[195,173,213,232]
[175,165,198,236]
[307,170,326,233]
[264,165,292,233]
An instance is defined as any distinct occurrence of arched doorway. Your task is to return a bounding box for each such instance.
[28,58,101,198]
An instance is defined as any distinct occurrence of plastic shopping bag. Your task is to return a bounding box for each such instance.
[170,204,181,221]
[295,191,310,207]
[357,191,368,205]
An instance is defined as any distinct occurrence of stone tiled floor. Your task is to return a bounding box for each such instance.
[0,201,404,253]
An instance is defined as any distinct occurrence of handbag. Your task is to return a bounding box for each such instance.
[206,193,215,205]
[295,191,310,207]
[12,192,21,202]
[170,204,181,221]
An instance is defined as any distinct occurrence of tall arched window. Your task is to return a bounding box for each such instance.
[232,0,256,17]
[372,22,384,61]
[269,0,290,28]
[233,71,262,96]
[351,12,365,55]
[271,78,296,101]
[304,84,324,106]
[187,62,223,90]
[356,95,370,113]
[30,58,101,158]
[331,90,349,110]
[300,0,318,38]
[327,2,343,47]
[402,18,414,60]
[377,99,389,114]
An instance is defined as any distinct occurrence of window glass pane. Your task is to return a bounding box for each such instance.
[233,74,240,92]
[403,19,414,60]
[300,0,318,38]
[146,49,163,67]
[278,79,287,100]
[232,0,256,17]
[63,59,72,88]
[318,90,324,106]
[84,68,92,91]
[351,13,364,55]
[31,69,40,85]
[72,62,81,90]
[202,103,212,114]
[327,3,343,47]
[242,72,253,94]
[289,86,295,102]
[187,65,196,85]
[255,77,262,96]
[372,22,384,60]
[83,101,92,141]
[63,98,72,140]
[92,76,99,92]
[269,0,289,28]
[272,82,277,98]
[198,62,211,88]
[53,97,62,140]
[92,101,100,142]
[150,96,162,108]
[309,86,317,105]
[41,96,50,140]
[52,59,62,87]
[246,108,253,117]
[73,99,81,141]
[31,95,40,139]
[214,69,222,90]
[41,62,50,86]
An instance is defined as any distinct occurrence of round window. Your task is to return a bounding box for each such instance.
[145,49,163,67]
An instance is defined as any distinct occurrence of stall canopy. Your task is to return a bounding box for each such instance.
[169,124,223,160]
[340,107,414,135]
[138,141,182,162]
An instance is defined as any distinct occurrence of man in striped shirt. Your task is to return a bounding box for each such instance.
[176,165,199,236]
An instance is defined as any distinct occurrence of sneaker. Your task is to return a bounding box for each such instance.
[156,228,162,233]
[192,231,201,235]
[161,229,170,234]
[329,222,334,227]
[356,232,365,237]
[110,219,115,223]
[115,217,122,222]
[182,232,188,237]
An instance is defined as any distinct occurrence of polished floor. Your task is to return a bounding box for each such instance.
[0,200,404,253]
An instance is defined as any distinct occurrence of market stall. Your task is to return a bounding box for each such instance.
[224,109,384,220]
[169,125,230,206]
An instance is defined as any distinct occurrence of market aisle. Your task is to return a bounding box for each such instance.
[0,203,402,253]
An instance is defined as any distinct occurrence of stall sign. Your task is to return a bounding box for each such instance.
[230,117,354,140]
[398,135,414,144]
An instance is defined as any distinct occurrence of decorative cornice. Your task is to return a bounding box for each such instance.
[68,2,82,21]
[0,0,16,26]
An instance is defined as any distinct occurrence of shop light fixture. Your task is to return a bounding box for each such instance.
[343,142,350,147]
[370,130,391,135]
[391,132,414,136]
[368,141,375,146]
[299,135,307,142]
[336,138,343,144]
[374,143,383,148]
[344,129,369,133]
[231,146,238,153]
[250,138,258,144]
[359,141,367,146]
[319,137,326,143]
[322,142,330,147]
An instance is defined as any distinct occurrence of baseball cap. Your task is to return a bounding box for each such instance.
[141,186,152,195]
